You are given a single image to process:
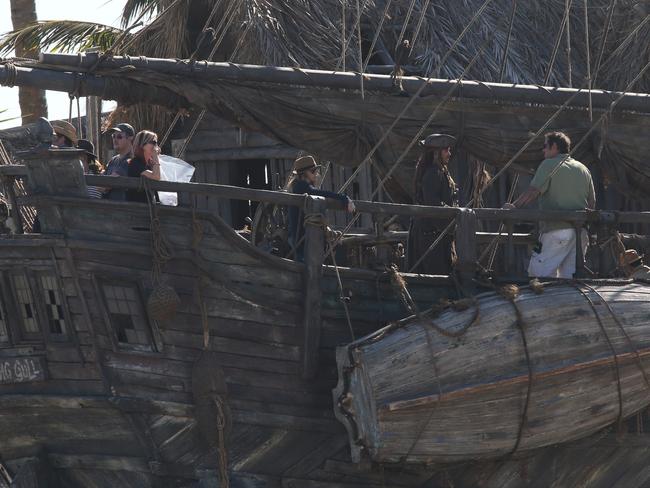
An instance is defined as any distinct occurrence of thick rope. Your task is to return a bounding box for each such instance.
[3,61,17,87]
[544,0,572,85]
[499,0,518,83]
[579,282,650,391]
[143,179,172,284]
[593,0,617,86]
[570,282,624,427]
[396,0,418,51]
[362,0,393,72]
[304,210,355,340]
[337,0,371,71]
[506,294,533,456]
[213,396,230,488]
[583,0,593,121]
[566,0,572,87]
[408,0,432,57]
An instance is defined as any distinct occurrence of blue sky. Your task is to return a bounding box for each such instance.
[1,0,126,129]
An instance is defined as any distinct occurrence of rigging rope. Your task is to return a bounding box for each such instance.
[407,54,650,273]
[408,0,432,58]
[592,0,617,86]
[396,0,418,51]
[362,0,393,72]
[544,0,572,86]
[566,0,572,87]
[338,0,496,195]
[499,0,518,83]
[583,0,593,121]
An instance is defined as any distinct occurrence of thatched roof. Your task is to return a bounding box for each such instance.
[3,0,649,91]
[219,0,650,92]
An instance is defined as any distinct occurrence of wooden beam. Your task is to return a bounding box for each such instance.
[455,209,477,293]
[33,53,650,113]
[302,196,327,379]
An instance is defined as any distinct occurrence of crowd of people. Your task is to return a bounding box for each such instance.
[46,120,644,280]
[50,120,161,202]
[287,130,646,280]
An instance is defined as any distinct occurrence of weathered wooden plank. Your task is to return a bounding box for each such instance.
[162,330,301,362]
[232,410,338,433]
[302,197,327,379]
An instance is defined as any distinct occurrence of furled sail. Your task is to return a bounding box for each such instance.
[333,281,650,464]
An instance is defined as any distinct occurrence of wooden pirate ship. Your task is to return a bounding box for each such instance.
[0,49,649,488]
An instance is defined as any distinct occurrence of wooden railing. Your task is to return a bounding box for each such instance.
[1,166,648,280]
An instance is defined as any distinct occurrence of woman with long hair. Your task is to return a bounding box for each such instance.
[407,133,458,275]
[126,130,162,202]
[287,155,355,261]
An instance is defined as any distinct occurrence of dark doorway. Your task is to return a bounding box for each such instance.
[228,159,272,228]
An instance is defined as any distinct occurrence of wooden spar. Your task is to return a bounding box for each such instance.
[8,53,650,113]
[0,65,188,109]
[302,196,327,379]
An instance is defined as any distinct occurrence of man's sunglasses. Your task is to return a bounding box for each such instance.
[111,133,126,140]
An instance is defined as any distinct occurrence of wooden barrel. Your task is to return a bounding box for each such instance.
[333,281,650,464]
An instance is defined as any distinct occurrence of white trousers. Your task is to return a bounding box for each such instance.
[528,228,588,279]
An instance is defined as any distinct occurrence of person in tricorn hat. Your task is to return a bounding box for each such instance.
[287,155,355,261]
[103,122,136,200]
[620,249,650,280]
[407,133,459,275]
[51,120,79,148]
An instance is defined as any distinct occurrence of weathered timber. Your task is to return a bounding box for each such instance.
[334,281,650,464]
[303,196,327,379]
[454,208,477,293]
[35,53,650,113]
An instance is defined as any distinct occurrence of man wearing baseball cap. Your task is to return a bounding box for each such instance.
[104,123,135,200]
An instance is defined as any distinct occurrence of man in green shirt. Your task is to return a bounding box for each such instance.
[504,131,595,278]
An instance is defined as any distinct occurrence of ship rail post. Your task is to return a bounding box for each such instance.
[302,195,327,379]
[455,208,478,294]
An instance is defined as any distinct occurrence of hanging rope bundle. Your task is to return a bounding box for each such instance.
[143,179,180,321]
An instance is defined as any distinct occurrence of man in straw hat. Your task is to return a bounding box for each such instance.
[407,133,458,275]
[504,131,595,279]
[287,155,355,261]
[51,120,78,148]
[620,249,650,280]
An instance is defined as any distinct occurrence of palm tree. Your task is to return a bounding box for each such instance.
[9,0,47,124]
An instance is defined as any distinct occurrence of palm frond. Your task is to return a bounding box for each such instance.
[121,0,164,28]
[0,21,124,57]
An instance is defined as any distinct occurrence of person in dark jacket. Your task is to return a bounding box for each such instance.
[407,133,459,275]
[287,155,355,261]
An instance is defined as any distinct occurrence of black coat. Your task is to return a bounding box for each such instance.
[407,164,458,274]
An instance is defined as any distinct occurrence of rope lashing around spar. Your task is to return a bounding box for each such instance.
[2,61,17,88]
